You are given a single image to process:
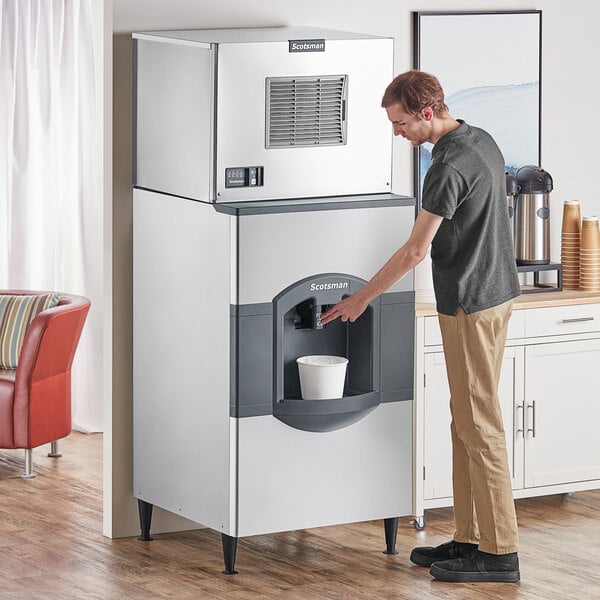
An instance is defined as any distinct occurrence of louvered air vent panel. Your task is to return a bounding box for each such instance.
[266,76,348,148]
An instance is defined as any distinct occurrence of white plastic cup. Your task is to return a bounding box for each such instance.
[296,355,348,400]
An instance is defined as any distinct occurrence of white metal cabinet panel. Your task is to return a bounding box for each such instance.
[523,338,600,488]
[423,309,526,347]
[524,303,600,338]
[236,402,412,537]
[237,205,414,305]
[133,189,233,532]
[422,347,521,501]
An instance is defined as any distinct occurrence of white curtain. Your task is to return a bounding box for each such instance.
[0,0,102,432]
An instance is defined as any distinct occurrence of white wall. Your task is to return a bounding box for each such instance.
[108,0,600,536]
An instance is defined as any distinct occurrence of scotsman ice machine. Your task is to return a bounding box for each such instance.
[132,26,415,573]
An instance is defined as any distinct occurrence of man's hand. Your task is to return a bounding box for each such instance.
[320,292,370,325]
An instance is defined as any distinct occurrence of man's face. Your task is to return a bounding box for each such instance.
[385,102,432,147]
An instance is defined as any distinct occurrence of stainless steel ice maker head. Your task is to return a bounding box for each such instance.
[133,27,393,203]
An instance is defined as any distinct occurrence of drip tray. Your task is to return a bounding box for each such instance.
[273,391,380,432]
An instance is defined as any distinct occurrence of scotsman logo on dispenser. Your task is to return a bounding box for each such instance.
[309,281,349,292]
[289,39,326,52]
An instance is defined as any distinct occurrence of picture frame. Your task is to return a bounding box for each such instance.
[413,10,542,207]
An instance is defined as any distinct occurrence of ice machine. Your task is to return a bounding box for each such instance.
[132,26,416,574]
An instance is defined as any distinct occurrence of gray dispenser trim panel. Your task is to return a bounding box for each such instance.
[272,274,379,432]
[230,279,415,432]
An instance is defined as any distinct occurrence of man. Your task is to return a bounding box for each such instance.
[320,70,521,583]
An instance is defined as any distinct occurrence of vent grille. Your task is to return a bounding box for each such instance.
[266,75,348,148]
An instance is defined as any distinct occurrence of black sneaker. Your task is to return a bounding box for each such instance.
[430,550,520,582]
[410,540,478,568]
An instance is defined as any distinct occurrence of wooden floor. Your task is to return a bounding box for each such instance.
[1,433,599,599]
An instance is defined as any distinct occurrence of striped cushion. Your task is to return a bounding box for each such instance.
[0,294,60,368]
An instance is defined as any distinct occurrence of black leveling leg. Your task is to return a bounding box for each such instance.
[383,517,399,555]
[221,533,239,574]
[137,499,154,541]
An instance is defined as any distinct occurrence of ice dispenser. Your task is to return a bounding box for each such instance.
[273,274,381,432]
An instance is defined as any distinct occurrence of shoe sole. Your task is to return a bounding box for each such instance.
[430,563,520,583]
[409,550,436,567]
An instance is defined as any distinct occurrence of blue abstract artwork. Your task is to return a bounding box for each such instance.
[415,11,541,199]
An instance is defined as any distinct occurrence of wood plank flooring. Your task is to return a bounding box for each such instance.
[1,433,599,599]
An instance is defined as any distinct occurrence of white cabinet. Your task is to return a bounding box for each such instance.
[523,338,600,488]
[413,299,600,528]
[422,347,523,501]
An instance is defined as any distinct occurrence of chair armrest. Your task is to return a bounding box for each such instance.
[13,294,91,392]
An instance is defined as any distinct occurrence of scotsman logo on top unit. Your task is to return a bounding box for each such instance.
[309,281,349,292]
[288,39,326,52]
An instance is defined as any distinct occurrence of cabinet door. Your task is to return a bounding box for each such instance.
[423,347,522,501]
[524,339,600,488]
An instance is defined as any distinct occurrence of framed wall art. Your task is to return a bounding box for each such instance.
[413,10,542,206]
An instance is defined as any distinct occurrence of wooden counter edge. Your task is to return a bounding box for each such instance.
[415,290,600,318]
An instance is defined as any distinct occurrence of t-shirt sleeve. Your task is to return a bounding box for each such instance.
[421,162,466,220]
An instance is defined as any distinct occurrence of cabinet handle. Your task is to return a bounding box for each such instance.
[516,404,524,438]
[562,317,594,323]
[527,401,536,438]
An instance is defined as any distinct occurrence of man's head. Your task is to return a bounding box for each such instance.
[381,70,451,147]
[381,70,448,116]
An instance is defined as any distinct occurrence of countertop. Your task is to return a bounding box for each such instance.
[415,290,600,318]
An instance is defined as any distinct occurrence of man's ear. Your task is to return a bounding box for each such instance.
[421,106,434,121]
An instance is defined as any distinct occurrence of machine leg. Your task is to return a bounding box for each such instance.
[221,533,239,574]
[383,517,399,555]
[137,499,154,541]
[21,449,36,479]
[48,440,62,457]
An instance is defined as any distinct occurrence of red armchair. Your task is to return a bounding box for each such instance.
[0,290,90,478]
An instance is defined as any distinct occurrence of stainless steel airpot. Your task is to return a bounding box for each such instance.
[513,166,554,265]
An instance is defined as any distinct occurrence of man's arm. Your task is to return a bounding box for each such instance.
[320,209,443,324]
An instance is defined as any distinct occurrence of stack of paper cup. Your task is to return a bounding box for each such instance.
[580,216,600,292]
[561,201,582,289]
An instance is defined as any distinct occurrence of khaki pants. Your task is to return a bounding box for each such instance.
[438,300,519,555]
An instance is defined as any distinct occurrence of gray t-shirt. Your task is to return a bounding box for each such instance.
[422,121,521,316]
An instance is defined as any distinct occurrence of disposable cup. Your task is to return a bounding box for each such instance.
[581,217,600,250]
[562,201,582,234]
[297,355,348,400]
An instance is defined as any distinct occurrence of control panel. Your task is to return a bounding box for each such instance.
[225,166,264,188]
